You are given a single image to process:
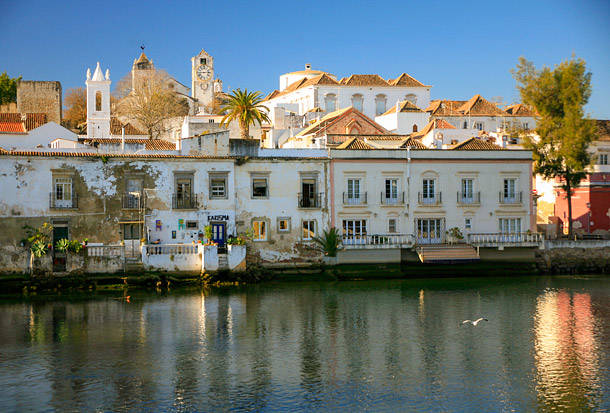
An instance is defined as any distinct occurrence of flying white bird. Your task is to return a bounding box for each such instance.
[461,318,488,326]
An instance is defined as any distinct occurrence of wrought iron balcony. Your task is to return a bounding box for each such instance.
[457,191,480,205]
[49,192,78,209]
[172,194,198,209]
[418,191,442,205]
[343,192,367,205]
[499,191,522,204]
[298,192,323,208]
[122,193,142,209]
[381,191,405,205]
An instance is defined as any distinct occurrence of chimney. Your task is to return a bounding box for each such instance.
[305,63,312,71]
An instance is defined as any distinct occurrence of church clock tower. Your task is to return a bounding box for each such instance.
[191,49,214,110]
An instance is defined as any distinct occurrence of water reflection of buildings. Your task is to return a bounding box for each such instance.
[534,290,601,410]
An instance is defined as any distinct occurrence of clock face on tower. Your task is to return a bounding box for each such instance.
[196,64,212,81]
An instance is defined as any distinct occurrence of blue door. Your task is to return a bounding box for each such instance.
[212,223,226,247]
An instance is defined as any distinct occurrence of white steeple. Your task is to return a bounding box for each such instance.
[86,62,111,139]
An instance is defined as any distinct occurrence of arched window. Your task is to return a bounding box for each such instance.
[325,93,336,112]
[413,124,418,132]
[351,94,364,112]
[405,94,417,105]
[95,90,102,112]
[375,94,387,115]
[463,121,468,129]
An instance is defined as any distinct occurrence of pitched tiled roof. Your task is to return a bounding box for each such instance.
[427,95,505,117]
[295,106,388,139]
[504,104,535,117]
[399,137,428,149]
[426,100,467,116]
[110,118,146,135]
[0,120,25,133]
[336,137,375,150]
[457,95,506,116]
[264,74,340,101]
[381,100,425,116]
[0,113,47,133]
[418,119,456,136]
[339,74,389,86]
[451,137,503,150]
[264,90,280,100]
[388,73,427,87]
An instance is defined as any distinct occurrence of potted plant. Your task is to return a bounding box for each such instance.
[446,227,464,244]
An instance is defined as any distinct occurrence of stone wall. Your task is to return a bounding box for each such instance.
[536,247,610,274]
[17,80,62,124]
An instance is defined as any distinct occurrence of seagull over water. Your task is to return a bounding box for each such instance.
[461,318,488,326]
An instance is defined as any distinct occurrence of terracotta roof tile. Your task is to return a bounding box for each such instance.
[426,100,467,116]
[382,100,425,116]
[0,113,47,132]
[339,74,389,86]
[457,95,506,116]
[418,119,456,136]
[388,73,427,87]
[0,150,328,161]
[451,137,503,150]
[504,104,535,117]
[336,137,375,150]
[0,121,26,133]
[399,137,428,149]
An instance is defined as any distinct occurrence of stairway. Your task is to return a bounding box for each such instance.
[416,244,480,264]
[218,253,229,270]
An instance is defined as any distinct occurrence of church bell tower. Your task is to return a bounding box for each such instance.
[86,62,111,138]
[191,49,214,111]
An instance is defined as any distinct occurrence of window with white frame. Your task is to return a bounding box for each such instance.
[325,93,336,112]
[384,178,398,204]
[302,220,315,240]
[277,217,291,233]
[405,94,417,105]
[251,175,269,198]
[54,177,73,208]
[375,94,387,116]
[422,179,436,203]
[522,122,529,130]
[388,218,397,233]
[598,154,608,165]
[475,122,484,131]
[347,178,361,204]
[351,94,364,112]
[503,178,516,201]
[499,218,521,233]
[252,220,267,241]
[342,219,367,240]
[209,173,228,199]
[461,179,474,202]
[465,218,472,231]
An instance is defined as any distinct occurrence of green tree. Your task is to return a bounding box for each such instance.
[0,71,21,105]
[512,56,595,237]
[220,89,270,139]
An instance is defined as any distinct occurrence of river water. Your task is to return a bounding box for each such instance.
[1,276,609,412]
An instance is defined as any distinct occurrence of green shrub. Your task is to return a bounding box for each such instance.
[312,228,341,257]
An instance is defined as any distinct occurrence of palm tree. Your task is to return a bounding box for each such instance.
[312,228,342,257]
[220,89,271,139]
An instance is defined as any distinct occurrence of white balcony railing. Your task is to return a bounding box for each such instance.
[468,232,543,246]
[342,234,415,249]
[145,244,200,255]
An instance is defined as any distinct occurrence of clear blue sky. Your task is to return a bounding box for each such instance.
[2,0,609,118]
